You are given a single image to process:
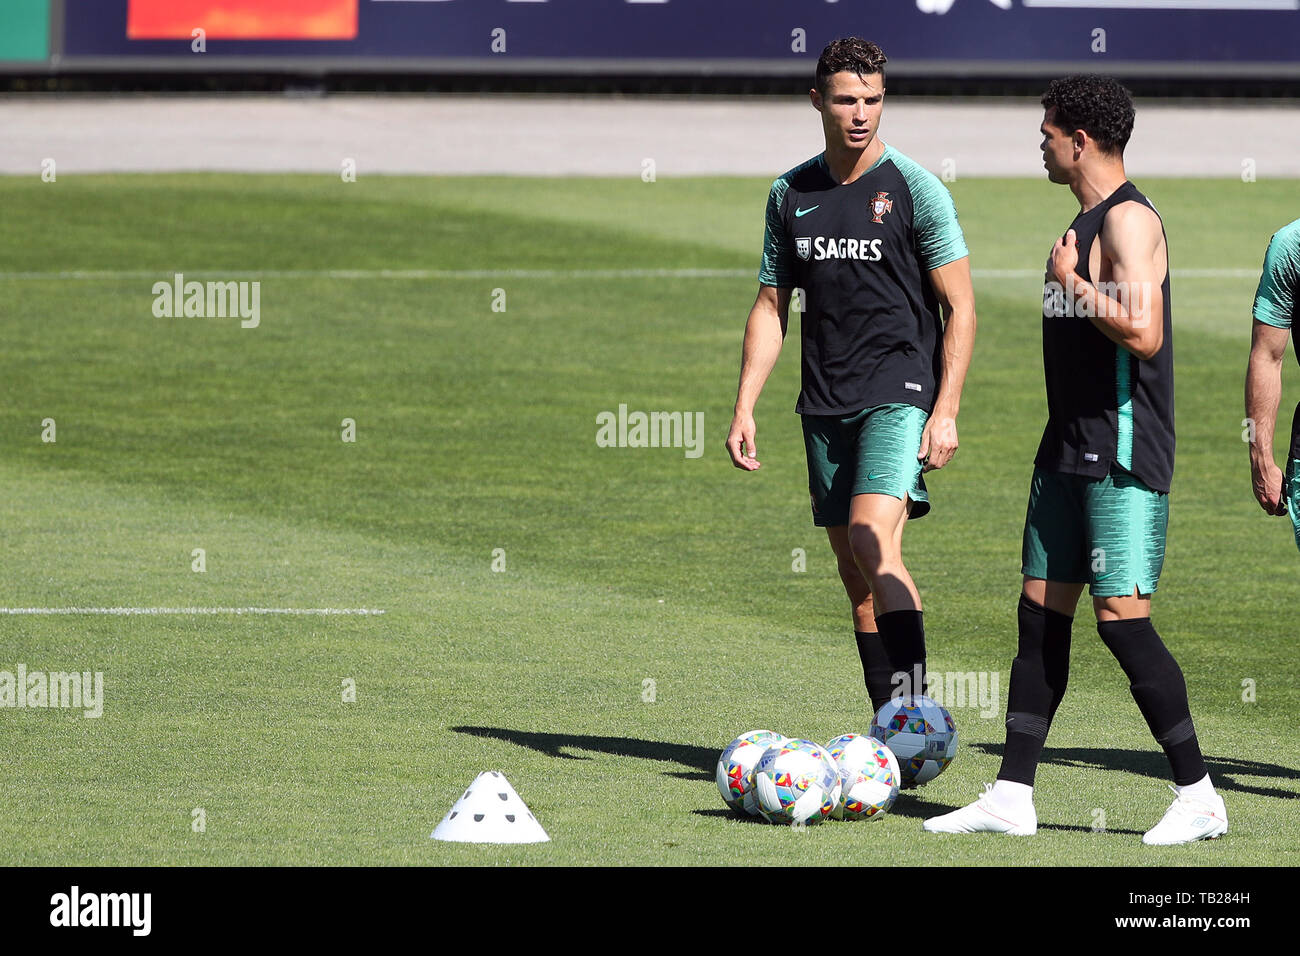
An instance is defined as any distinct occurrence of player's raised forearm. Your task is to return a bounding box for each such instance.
[1064,273,1162,360]
[1053,217,1165,360]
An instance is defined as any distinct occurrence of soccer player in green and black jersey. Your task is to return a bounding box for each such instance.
[925,75,1227,845]
[1246,218,1300,552]
[725,38,976,734]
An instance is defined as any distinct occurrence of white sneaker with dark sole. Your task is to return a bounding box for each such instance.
[922,784,1037,836]
[1142,787,1228,845]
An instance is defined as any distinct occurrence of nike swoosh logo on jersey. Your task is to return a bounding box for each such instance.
[794,205,819,217]
[867,472,893,481]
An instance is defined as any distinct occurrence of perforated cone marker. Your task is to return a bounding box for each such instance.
[431,771,550,844]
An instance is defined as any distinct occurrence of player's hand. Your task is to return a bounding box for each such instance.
[1049,229,1079,286]
[726,411,761,470]
[918,415,958,473]
[1251,458,1288,516]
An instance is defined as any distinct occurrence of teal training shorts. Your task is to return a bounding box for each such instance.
[802,403,930,528]
[1021,466,1168,597]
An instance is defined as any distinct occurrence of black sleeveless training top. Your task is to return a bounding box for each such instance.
[1036,181,1175,493]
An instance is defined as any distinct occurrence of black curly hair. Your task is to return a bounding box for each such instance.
[1041,74,1135,156]
[815,37,887,98]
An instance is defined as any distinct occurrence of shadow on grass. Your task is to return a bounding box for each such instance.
[971,743,1300,800]
[453,726,1293,833]
[689,793,964,825]
[693,799,1145,832]
[1037,822,1144,835]
[453,725,714,781]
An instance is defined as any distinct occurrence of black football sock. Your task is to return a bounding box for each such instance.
[873,609,927,700]
[855,630,896,716]
[999,595,1073,787]
[1098,617,1209,787]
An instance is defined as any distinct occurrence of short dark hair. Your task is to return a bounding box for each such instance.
[1041,74,1135,156]
[815,38,887,98]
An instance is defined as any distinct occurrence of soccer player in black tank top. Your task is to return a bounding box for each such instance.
[924,75,1227,845]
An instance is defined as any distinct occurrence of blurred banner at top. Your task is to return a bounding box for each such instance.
[0,0,49,62]
[127,0,358,40]
[49,0,1300,75]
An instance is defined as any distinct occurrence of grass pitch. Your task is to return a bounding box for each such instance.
[0,172,1297,866]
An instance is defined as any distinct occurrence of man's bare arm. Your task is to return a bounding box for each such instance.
[1050,202,1165,360]
[1246,319,1290,515]
[726,285,791,470]
[919,256,977,472]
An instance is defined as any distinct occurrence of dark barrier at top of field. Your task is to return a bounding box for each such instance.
[48,0,1300,79]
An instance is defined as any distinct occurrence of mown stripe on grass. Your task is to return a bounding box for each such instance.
[0,607,385,615]
[0,267,1260,281]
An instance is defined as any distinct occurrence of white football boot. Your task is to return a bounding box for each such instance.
[922,783,1037,836]
[1141,786,1228,845]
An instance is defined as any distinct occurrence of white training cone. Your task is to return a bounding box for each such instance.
[431,771,550,844]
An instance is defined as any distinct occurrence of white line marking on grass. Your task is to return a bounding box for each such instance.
[971,268,1259,280]
[0,607,385,616]
[0,268,1260,281]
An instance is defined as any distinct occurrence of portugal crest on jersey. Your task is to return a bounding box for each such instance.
[869,192,893,224]
[796,237,811,261]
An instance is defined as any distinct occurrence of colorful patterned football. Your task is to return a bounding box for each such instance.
[870,695,958,788]
[826,733,901,820]
[751,738,842,825]
[716,730,789,814]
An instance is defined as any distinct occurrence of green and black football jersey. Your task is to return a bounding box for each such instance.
[1253,217,1300,458]
[758,144,968,416]
[1254,218,1300,334]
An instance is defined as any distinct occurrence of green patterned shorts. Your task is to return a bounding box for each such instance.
[802,403,929,528]
[1021,466,1168,597]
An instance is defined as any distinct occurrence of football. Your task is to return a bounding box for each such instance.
[751,738,842,825]
[870,695,958,788]
[826,733,900,820]
[716,730,788,814]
